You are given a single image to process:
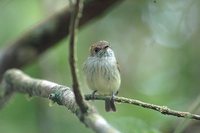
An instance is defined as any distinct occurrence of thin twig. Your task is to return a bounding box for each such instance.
[68,0,88,113]
[173,95,200,133]
[85,95,200,121]
[1,69,120,133]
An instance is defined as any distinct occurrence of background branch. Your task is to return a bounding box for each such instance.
[68,0,88,113]
[2,69,120,133]
[0,0,123,80]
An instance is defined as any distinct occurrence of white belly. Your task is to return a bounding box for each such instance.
[84,57,121,95]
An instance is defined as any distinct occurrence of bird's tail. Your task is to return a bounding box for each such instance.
[105,98,116,112]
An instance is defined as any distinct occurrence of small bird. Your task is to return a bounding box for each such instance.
[83,40,121,112]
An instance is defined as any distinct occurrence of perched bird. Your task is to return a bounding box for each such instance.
[83,40,121,112]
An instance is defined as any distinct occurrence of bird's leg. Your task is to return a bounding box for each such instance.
[109,92,116,111]
[91,90,97,99]
[111,92,115,103]
[115,91,119,96]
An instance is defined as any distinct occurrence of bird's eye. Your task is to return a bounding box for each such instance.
[94,47,100,53]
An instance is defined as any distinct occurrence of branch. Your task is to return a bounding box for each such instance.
[85,95,200,121]
[0,0,123,80]
[2,69,200,132]
[2,69,120,133]
[68,0,88,113]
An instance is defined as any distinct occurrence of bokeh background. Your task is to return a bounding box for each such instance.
[1,0,200,133]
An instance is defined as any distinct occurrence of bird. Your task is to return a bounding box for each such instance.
[83,40,121,112]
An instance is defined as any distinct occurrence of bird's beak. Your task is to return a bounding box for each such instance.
[103,45,109,49]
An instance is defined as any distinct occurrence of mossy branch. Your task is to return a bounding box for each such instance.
[2,69,200,132]
[1,69,200,124]
[1,69,120,133]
